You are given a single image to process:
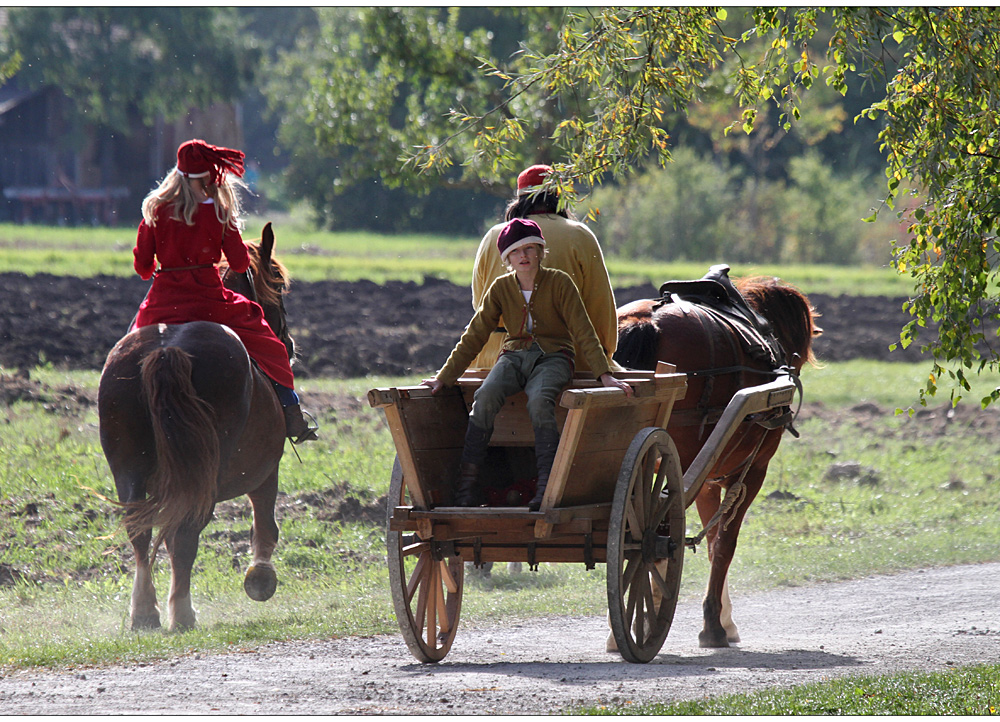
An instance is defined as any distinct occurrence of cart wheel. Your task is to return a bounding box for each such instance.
[607,427,685,663]
[386,456,464,662]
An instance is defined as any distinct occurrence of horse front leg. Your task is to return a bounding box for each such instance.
[243,470,279,602]
[164,518,208,631]
[695,481,729,647]
[696,467,766,648]
[128,525,160,630]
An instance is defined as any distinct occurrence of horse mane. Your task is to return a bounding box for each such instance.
[736,276,820,367]
[220,239,290,307]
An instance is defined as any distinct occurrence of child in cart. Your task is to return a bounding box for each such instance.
[422,218,632,509]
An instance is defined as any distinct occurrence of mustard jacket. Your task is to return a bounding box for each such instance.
[438,266,613,387]
[470,213,618,371]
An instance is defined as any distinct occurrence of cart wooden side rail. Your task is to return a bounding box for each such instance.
[368,366,800,664]
[682,374,798,507]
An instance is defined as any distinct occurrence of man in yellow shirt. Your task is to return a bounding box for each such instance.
[470,164,619,373]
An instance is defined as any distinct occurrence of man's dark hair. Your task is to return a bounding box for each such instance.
[503,191,572,222]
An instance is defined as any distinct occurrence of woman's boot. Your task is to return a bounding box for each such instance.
[528,427,560,511]
[454,422,491,506]
[284,403,319,443]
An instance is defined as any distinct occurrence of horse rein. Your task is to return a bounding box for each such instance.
[221,263,294,357]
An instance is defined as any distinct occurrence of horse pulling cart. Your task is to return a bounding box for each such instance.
[368,362,798,664]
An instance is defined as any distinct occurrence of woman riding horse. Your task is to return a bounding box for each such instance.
[130,139,316,443]
[100,222,298,631]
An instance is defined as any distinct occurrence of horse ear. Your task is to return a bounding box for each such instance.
[260,222,274,265]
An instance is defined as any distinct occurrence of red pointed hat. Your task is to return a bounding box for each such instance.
[176,139,245,185]
[516,164,551,196]
[497,218,545,263]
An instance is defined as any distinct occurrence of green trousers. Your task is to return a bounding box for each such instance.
[469,343,573,433]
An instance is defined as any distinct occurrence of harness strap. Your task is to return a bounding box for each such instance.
[688,425,768,548]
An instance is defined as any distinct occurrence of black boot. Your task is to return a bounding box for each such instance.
[455,462,480,507]
[454,422,490,506]
[528,426,560,511]
[284,404,319,444]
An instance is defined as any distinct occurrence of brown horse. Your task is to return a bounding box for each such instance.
[613,272,819,648]
[98,222,292,631]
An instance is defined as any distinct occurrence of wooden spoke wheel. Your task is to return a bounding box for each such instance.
[386,456,464,662]
[607,427,686,663]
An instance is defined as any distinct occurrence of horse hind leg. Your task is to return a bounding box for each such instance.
[129,527,161,630]
[243,471,279,602]
[164,520,207,631]
[720,577,740,643]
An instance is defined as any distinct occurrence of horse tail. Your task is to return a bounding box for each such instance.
[614,314,661,371]
[131,346,219,547]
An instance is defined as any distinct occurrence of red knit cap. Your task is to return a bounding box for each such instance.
[497,218,545,263]
[516,164,551,196]
[176,139,246,186]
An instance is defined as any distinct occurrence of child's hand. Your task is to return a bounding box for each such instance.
[421,378,444,395]
[600,373,633,397]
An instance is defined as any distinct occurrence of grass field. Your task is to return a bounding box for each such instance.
[3,361,1000,681]
[0,219,913,296]
[580,664,1000,715]
[1,224,997,712]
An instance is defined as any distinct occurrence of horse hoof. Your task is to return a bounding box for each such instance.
[605,633,619,653]
[130,614,161,631]
[244,564,277,602]
[698,630,731,649]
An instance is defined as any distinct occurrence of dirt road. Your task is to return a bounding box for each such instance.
[2,563,997,714]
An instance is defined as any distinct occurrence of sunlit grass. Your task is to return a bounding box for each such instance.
[800,358,1000,409]
[580,665,1000,715]
[0,222,912,296]
[3,360,1000,675]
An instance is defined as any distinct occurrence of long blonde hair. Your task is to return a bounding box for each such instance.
[141,168,247,231]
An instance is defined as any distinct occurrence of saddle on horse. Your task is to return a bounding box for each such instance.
[656,264,785,369]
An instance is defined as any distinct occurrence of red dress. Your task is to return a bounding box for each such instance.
[131,202,295,389]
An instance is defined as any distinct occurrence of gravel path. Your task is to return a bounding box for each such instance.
[2,563,998,714]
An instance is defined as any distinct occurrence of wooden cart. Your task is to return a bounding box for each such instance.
[368,363,797,664]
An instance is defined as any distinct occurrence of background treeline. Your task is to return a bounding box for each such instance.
[1,7,903,265]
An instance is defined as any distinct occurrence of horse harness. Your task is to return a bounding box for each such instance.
[653,266,805,544]
[654,263,801,437]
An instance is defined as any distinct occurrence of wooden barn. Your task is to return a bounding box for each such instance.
[0,80,243,227]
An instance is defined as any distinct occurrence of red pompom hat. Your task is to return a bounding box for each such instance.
[516,164,551,196]
[176,139,246,186]
[497,218,545,264]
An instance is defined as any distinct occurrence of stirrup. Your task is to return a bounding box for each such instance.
[290,409,319,445]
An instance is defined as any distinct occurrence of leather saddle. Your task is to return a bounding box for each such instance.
[656,264,783,367]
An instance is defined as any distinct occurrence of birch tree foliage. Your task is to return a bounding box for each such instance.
[408,6,1000,408]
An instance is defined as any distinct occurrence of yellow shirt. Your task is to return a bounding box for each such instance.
[471,213,619,372]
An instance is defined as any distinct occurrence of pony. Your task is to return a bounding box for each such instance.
[613,273,819,648]
[98,222,292,631]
